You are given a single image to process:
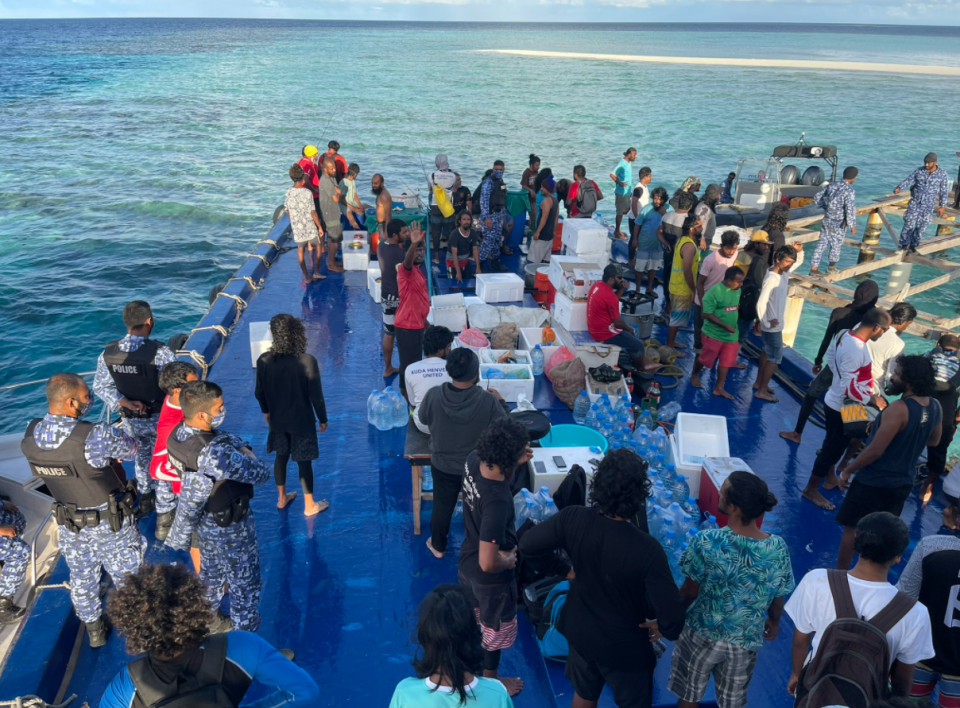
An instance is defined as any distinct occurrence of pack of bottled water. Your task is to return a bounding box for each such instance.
[513,486,558,529]
[366,386,409,430]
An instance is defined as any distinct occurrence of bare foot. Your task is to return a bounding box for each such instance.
[277,492,298,509]
[426,537,444,559]
[497,677,524,696]
[801,487,836,510]
[310,274,327,281]
[328,265,345,273]
[383,366,399,378]
[713,388,734,400]
[673,342,687,349]
[779,430,802,444]
[822,472,840,491]
[732,362,747,369]
[754,391,779,403]
[671,349,686,359]
[691,373,702,389]
[304,499,330,517]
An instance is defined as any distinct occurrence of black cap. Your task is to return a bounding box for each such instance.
[924,152,938,164]
[843,166,859,180]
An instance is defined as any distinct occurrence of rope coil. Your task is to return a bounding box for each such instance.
[227,276,264,291]
[0,694,76,708]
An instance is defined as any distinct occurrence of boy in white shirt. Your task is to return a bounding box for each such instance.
[786,511,934,704]
[752,243,803,402]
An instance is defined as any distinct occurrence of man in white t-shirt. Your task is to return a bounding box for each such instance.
[427,154,458,265]
[867,302,916,394]
[752,243,804,403]
[786,511,934,702]
[405,326,454,434]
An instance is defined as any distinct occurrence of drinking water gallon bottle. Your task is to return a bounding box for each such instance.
[531,345,545,375]
[661,528,679,556]
[374,394,392,431]
[698,515,719,533]
[366,390,379,426]
[391,389,408,428]
[541,498,558,520]
[658,490,674,509]
[573,390,590,426]
[586,403,600,430]
[671,474,690,500]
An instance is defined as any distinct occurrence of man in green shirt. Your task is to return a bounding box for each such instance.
[691,267,743,399]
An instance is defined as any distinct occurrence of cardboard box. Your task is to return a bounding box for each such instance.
[248,321,272,368]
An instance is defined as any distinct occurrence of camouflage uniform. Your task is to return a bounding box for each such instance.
[811,180,857,269]
[896,167,950,248]
[93,334,175,493]
[0,505,28,598]
[31,414,143,623]
[478,176,505,261]
[166,425,271,632]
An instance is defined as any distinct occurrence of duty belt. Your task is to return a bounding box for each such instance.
[54,482,136,534]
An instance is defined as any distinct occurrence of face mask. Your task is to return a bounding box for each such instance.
[76,398,93,417]
[210,408,226,428]
[493,170,503,179]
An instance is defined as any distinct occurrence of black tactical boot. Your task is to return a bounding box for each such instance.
[154,510,175,541]
[138,489,156,517]
[0,597,25,625]
[86,617,108,648]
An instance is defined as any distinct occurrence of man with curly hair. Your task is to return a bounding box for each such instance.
[458,418,533,697]
[520,448,685,708]
[100,563,319,708]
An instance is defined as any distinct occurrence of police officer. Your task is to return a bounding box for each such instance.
[478,160,508,272]
[0,501,28,624]
[21,373,144,647]
[893,152,950,252]
[93,300,175,515]
[165,381,271,633]
[810,166,858,277]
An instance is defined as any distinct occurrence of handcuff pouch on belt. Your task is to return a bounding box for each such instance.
[205,479,254,528]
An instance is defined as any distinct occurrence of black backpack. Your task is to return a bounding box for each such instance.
[471,170,493,215]
[128,634,237,708]
[794,570,916,708]
[574,180,599,217]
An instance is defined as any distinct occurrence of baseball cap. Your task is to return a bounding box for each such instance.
[924,152,938,164]
[749,230,773,244]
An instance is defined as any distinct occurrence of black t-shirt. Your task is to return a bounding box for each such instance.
[459,450,517,586]
[766,227,785,266]
[920,548,960,674]
[452,186,471,215]
[448,228,479,259]
[377,242,404,298]
[518,505,686,670]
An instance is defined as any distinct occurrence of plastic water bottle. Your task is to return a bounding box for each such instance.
[366,390,379,426]
[535,486,551,506]
[659,516,675,543]
[698,515,719,533]
[670,474,690,500]
[647,506,663,537]
[391,389,408,428]
[659,401,682,422]
[573,390,590,426]
[667,501,685,530]
[514,489,532,518]
[531,345,545,375]
[422,467,434,492]
[681,496,699,518]
[637,409,653,432]
[658,456,673,483]
[680,512,695,536]
[653,427,668,454]
[586,404,600,430]
[374,394,392,431]
[516,498,537,528]
[658,489,674,509]
[686,527,699,544]
[541,498,558,520]
[602,422,615,444]
[661,528,679,556]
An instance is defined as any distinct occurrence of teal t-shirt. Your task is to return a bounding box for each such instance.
[614,159,632,196]
[701,282,741,344]
[389,677,514,708]
[680,527,795,650]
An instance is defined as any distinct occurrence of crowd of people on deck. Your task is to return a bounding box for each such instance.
[3,141,959,708]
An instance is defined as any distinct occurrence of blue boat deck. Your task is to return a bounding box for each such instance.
[5,232,952,708]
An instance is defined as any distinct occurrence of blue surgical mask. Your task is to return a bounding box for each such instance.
[493,170,503,179]
[211,408,226,428]
[77,398,93,417]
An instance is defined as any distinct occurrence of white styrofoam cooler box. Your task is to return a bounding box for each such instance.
[476,273,524,304]
[553,323,621,370]
[585,375,629,404]
[565,249,610,265]
[548,255,587,291]
[478,363,534,402]
[248,321,272,368]
[562,219,611,255]
[429,293,467,332]
[529,447,599,496]
[554,292,589,332]
[343,230,368,243]
[481,349,532,366]
[367,270,382,303]
[342,235,370,271]
[671,413,731,498]
[670,435,702,497]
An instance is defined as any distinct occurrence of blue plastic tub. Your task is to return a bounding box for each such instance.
[539,424,608,452]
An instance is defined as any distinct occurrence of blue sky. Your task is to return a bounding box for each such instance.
[0,0,956,24]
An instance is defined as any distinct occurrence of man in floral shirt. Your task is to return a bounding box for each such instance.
[668,471,795,708]
[285,164,324,282]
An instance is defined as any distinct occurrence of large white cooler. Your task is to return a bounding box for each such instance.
[554,292,589,332]
[342,236,370,271]
[562,219,611,255]
[669,413,730,498]
[429,293,467,332]
[553,323,621,370]
[548,255,587,291]
[367,269,382,303]
[476,273,524,304]
[248,321,272,368]
[519,327,563,364]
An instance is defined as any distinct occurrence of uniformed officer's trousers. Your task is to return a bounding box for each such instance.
[198,514,261,632]
[58,518,145,623]
[899,205,934,248]
[811,223,846,269]
[155,479,178,515]
[122,416,159,493]
[0,536,28,598]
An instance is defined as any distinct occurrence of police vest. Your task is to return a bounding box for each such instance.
[488,176,507,213]
[165,423,219,478]
[21,419,124,509]
[102,339,165,415]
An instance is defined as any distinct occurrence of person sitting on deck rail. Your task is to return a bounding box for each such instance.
[99,563,319,708]
[752,243,804,403]
[719,172,736,205]
[22,372,142,647]
[893,152,950,252]
[389,583,515,708]
[918,334,960,507]
[285,163,325,282]
[0,501,29,625]
[94,299,177,516]
[318,156,345,274]
[340,162,369,232]
[458,418,533,698]
[406,325,454,436]
[164,380,272,633]
[151,361,199,545]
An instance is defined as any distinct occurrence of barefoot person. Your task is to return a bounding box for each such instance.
[752,244,803,402]
[318,157,345,273]
[800,308,890,510]
[665,214,702,357]
[255,314,330,517]
[285,164,325,282]
[372,173,392,244]
[378,218,404,379]
[691,267,744,400]
[458,418,533,697]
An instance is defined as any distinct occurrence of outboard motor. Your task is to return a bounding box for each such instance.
[801,166,824,186]
[780,165,800,185]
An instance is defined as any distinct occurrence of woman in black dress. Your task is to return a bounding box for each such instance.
[255,313,329,516]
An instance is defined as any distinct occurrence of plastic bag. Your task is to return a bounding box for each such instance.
[549,357,587,409]
[457,328,490,350]
[545,346,575,381]
[491,322,519,350]
[515,393,537,412]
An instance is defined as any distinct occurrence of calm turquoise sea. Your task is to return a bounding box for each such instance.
[2,19,960,432]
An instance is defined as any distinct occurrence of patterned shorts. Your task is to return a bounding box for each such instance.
[912,662,960,708]
[670,294,693,327]
[458,571,518,652]
[266,431,319,462]
[668,626,758,708]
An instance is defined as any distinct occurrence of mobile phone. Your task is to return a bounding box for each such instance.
[533,461,547,475]
[588,458,601,468]
[552,456,567,469]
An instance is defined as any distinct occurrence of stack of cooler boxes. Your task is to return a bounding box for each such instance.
[342,231,370,271]
[561,218,611,263]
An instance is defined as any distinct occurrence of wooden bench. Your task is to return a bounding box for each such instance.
[403,420,432,535]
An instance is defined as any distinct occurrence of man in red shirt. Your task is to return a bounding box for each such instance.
[298,145,320,212]
[395,221,431,396]
[586,264,646,370]
[566,165,604,218]
[326,140,348,183]
[151,361,201,572]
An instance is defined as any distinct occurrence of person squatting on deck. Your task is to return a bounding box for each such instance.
[894,152,950,251]
[94,300,176,515]
[165,381,271,633]
[809,166,858,276]
[0,501,29,624]
[22,373,144,647]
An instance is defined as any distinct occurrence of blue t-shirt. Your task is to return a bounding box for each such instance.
[635,203,666,252]
[389,677,513,708]
[614,159,632,196]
